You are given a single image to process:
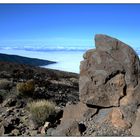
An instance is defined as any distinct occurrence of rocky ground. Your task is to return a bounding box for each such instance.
[0,62,79,136]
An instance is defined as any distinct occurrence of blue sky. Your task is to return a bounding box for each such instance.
[0,4,140,51]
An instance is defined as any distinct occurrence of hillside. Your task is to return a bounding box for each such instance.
[0,61,79,136]
[0,53,56,66]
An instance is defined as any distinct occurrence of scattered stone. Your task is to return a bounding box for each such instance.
[0,71,12,79]
[11,129,20,136]
[40,122,50,135]
[3,96,17,107]
[0,62,79,136]
[29,130,38,136]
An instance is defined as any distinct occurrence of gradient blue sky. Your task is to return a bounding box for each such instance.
[0,4,140,50]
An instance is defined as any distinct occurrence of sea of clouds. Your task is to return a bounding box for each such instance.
[0,44,93,52]
[0,43,140,73]
[0,44,139,56]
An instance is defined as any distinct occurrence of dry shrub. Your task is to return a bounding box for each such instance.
[27,100,55,125]
[0,79,12,90]
[16,80,35,97]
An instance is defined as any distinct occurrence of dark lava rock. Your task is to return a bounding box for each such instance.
[3,96,17,107]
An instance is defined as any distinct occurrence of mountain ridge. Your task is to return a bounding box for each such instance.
[0,53,56,66]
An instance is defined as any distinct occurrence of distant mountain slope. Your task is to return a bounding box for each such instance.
[0,53,56,66]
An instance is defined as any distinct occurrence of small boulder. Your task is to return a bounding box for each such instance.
[11,129,20,136]
[40,122,50,135]
[0,123,4,136]
[111,108,131,129]
[53,102,96,136]
[3,96,17,107]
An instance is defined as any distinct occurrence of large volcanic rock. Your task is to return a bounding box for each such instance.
[52,34,140,136]
[80,34,140,107]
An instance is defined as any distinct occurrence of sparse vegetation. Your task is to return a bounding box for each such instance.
[27,100,56,125]
[0,79,12,90]
[0,60,79,136]
[16,80,35,97]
